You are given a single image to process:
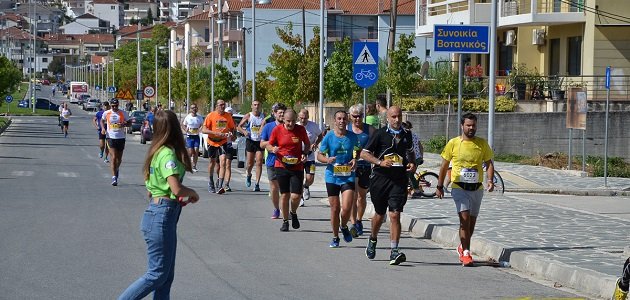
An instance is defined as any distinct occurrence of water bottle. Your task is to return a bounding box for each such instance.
[498,261,510,268]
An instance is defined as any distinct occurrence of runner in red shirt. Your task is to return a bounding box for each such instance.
[266,109,311,232]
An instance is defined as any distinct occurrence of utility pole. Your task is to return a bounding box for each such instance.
[302,6,306,52]
[240,27,246,104]
[386,0,398,107]
[217,0,223,64]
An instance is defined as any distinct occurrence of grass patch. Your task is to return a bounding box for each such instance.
[0,116,9,128]
[494,153,529,163]
[423,135,447,154]
[495,152,630,178]
[0,82,60,116]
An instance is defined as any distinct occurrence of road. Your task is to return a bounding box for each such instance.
[0,90,583,299]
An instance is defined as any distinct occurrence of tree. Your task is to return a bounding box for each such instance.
[383,34,422,100]
[245,71,272,104]
[324,37,360,107]
[213,63,240,102]
[146,8,154,24]
[295,27,320,105]
[47,56,65,77]
[266,23,302,106]
[0,57,21,104]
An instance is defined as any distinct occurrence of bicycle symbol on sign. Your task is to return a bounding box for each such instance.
[355,69,376,81]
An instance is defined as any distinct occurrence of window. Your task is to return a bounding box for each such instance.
[549,38,560,75]
[111,6,115,10]
[567,36,582,75]
[42,58,48,62]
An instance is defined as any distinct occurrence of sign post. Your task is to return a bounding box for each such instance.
[353,41,378,119]
[604,66,611,186]
[5,95,13,115]
[434,24,489,138]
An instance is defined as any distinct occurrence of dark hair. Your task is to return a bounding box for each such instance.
[272,103,287,112]
[143,110,192,180]
[375,94,386,107]
[366,103,377,115]
[460,113,477,125]
[335,110,348,118]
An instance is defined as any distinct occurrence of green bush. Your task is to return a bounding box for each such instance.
[586,156,630,178]
[423,135,447,154]
[496,96,517,112]
[401,96,439,112]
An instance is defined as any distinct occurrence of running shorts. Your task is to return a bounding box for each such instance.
[275,167,304,194]
[326,182,355,197]
[369,173,407,215]
[355,165,371,189]
[186,135,200,149]
[304,161,316,175]
[246,138,263,153]
[107,138,126,151]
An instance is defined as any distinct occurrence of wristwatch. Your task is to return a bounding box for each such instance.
[436,185,444,190]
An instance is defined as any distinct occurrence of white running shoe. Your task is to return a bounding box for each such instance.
[303,186,310,200]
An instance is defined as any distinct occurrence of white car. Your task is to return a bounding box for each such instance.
[200,113,247,168]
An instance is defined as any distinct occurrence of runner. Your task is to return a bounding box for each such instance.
[265,109,310,232]
[360,106,416,265]
[118,110,200,300]
[613,257,630,300]
[237,100,265,192]
[260,103,286,219]
[348,104,375,237]
[94,101,111,163]
[182,104,204,173]
[402,121,425,198]
[222,106,236,192]
[101,99,131,186]
[201,99,235,194]
[317,110,359,247]
[375,95,388,128]
[436,113,494,267]
[59,102,72,138]
[296,109,322,206]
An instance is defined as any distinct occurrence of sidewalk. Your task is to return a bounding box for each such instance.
[306,154,630,299]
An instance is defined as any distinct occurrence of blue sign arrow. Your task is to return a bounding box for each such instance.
[108,86,117,93]
[434,25,490,54]
[353,41,379,89]
[5,95,13,103]
[95,85,101,91]
[605,66,611,90]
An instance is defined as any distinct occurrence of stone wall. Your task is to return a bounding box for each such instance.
[405,111,630,159]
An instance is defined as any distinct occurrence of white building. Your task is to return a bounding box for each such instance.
[60,13,110,34]
[88,0,123,30]
[123,0,158,25]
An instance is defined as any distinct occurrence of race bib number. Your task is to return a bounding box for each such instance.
[281,156,298,165]
[460,168,479,183]
[333,164,351,177]
[216,120,227,130]
[251,125,261,134]
[384,153,403,167]
[110,123,122,131]
[309,164,316,173]
[188,128,199,135]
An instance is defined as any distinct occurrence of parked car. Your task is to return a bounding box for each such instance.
[41,79,51,85]
[77,94,91,105]
[17,100,29,108]
[200,113,246,167]
[127,110,148,134]
[34,98,59,111]
[82,99,101,111]
[34,84,41,90]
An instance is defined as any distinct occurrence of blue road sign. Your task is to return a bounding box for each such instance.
[95,85,101,91]
[136,89,144,101]
[353,41,379,88]
[108,86,117,93]
[434,25,490,53]
[5,95,13,103]
[605,66,611,90]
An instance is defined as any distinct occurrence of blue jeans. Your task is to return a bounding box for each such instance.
[119,198,182,300]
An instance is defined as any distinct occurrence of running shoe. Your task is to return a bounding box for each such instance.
[457,244,464,262]
[302,186,310,200]
[104,158,109,164]
[356,220,364,236]
[246,175,252,187]
[192,166,198,173]
[99,152,103,158]
[366,238,377,259]
[329,237,340,248]
[411,191,423,198]
[208,182,216,193]
[280,220,289,232]
[290,212,300,229]
[111,176,118,186]
[271,208,280,219]
[64,132,67,138]
[254,184,261,192]
[225,185,232,192]
[389,248,407,265]
[349,224,359,238]
[340,226,352,242]
[613,277,628,300]
[217,187,226,195]
[462,250,474,267]
[299,198,305,207]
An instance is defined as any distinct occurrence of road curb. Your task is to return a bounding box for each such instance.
[320,197,617,299]
[0,117,12,135]
[507,188,630,197]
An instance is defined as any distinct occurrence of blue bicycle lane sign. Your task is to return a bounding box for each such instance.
[353,41,378,88]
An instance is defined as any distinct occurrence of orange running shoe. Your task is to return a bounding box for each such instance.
[457,244,464,262]
[462,250,474,267]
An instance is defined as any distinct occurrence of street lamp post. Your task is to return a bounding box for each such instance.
[251,0,272,103]
[136,12,142,109]
[187,31,200,114]
[155,44,167,107]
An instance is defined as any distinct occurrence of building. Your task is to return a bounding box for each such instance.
[170,0,206,21]
[88,0,123,30]
[415,0,630,100]
[61,0,90,18]
[15,3,64,36]
[60,13,110,34]
[0,26,50,75]
[0,13,26,29]
[122,0,158,25]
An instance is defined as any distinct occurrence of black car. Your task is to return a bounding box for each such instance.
[127,110,148,133]
[34,98,59,111]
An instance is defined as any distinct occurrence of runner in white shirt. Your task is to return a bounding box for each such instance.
[237,100,265,192]
[100,99,131,186]
[59,103,72,138]
[297,109,323,206]
[182,104,204,172]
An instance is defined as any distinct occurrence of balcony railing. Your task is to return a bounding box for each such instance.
[501,0,583,17]
[326,28,378,41]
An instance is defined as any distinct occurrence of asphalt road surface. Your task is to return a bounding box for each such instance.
[0,98,583,299]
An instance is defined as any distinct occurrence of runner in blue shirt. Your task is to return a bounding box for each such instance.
[260,103,287,219]
[317,110,359,248]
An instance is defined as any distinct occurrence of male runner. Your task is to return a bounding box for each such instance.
[222,106,237,191]
[613,257,630,300]
[436,113,494,267]
[238,100,265,192]
[202,99,235,194]
[265,109,310,232]
[182,104,204,172]
[94,101,110,163]
[60,102,72,138]
[101,99,131,186]
[348,104,375,236]
[260,103,286,219]
[317,110,358,247]
[297,109,322,206]
[360,106,416,265]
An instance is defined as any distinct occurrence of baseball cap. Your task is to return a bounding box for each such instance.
[110,99,119,105]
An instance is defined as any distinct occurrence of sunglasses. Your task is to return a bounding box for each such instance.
[351,114,362,118]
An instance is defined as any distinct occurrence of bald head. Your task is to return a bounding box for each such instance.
[298,108,309,125]
[284,109,297,130]
[387,106,403,130]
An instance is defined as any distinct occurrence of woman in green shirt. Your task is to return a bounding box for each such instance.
[365,103,380,128]
[119,110,200,300]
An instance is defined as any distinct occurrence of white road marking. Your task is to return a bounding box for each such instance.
[57,172,78,177]
[11,171,34,176]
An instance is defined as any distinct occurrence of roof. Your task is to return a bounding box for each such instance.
[45,34,115,45]
[0,27,36,41]
[0,13,25,23]
[91,0,121,4]
[220,0,414,15]
[76,13,98,19]
[187,11,209,21]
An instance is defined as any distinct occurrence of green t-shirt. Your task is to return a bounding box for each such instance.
[146,146,185,199]
[365,115,379,128]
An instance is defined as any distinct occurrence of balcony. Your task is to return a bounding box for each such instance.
[499,0,585,26]
[416,0,492,36]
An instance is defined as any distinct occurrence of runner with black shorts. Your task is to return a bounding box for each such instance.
[297,109,322,206]
[360,106,416,265]
[202,99,235,194]
[237,100,265,192]
[101,99,131,186]
[265,109,310,232]
[348,104,375,236]
[260,103,286,219]
[94,101,110,163]
[317,111,359,248]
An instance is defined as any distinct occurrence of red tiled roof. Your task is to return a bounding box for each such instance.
[223,0,414,15]
[45,34,115,44]
[188,11,209,21]
[0,13,25,23]
[0,27,35,40]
